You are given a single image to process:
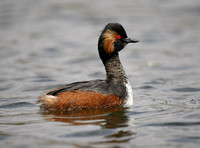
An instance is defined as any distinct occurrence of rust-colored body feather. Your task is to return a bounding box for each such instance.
[40,90,124,111]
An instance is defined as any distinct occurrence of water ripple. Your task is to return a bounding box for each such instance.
[144,121,200,127]
[138,85,155,89]
[171,87,200,92]
[0,102,35,109]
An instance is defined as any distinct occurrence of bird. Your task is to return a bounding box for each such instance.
[38,23,139,111]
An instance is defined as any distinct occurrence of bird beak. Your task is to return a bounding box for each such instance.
[123,38,139,43]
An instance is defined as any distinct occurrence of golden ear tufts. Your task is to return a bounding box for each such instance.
[103,30,118,55]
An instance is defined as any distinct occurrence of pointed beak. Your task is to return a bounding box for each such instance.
[123,38,139,43]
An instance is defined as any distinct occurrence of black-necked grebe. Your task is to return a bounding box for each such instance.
[38,23,139,111]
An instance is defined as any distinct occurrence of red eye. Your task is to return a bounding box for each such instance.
[117,35,121,39]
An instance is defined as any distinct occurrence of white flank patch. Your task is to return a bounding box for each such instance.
[41,95,57,104]
[124,79,133,107]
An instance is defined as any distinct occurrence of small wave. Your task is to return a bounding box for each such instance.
[171,87,200,92]
[145,78,169,85]
[0,102,35,109]
[144,121,200,127]
[138,85,155,89]
[169,136,200,143]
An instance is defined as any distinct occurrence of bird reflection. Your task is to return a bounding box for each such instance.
[40,107,135,144]
[41,107,128,127]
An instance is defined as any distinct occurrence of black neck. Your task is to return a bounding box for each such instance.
[104,53,127,82]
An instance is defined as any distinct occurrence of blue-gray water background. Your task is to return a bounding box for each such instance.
[0,0,200,147]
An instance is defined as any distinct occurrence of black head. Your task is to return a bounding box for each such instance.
[98,23,139,63]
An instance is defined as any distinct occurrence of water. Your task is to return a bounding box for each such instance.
[0,0,200,147]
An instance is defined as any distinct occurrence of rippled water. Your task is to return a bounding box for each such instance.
[0,0,200,147]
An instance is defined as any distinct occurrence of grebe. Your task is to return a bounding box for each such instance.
[38,23,139,111]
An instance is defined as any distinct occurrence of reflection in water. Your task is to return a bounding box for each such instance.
[40,107,135,144]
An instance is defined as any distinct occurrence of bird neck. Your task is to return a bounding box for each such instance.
[104,53,127,82]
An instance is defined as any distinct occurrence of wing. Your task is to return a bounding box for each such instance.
[46,80,112,96]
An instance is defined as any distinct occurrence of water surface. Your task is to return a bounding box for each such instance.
[0,0,200,147]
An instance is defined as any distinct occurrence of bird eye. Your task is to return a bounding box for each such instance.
[117,35,121,39]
